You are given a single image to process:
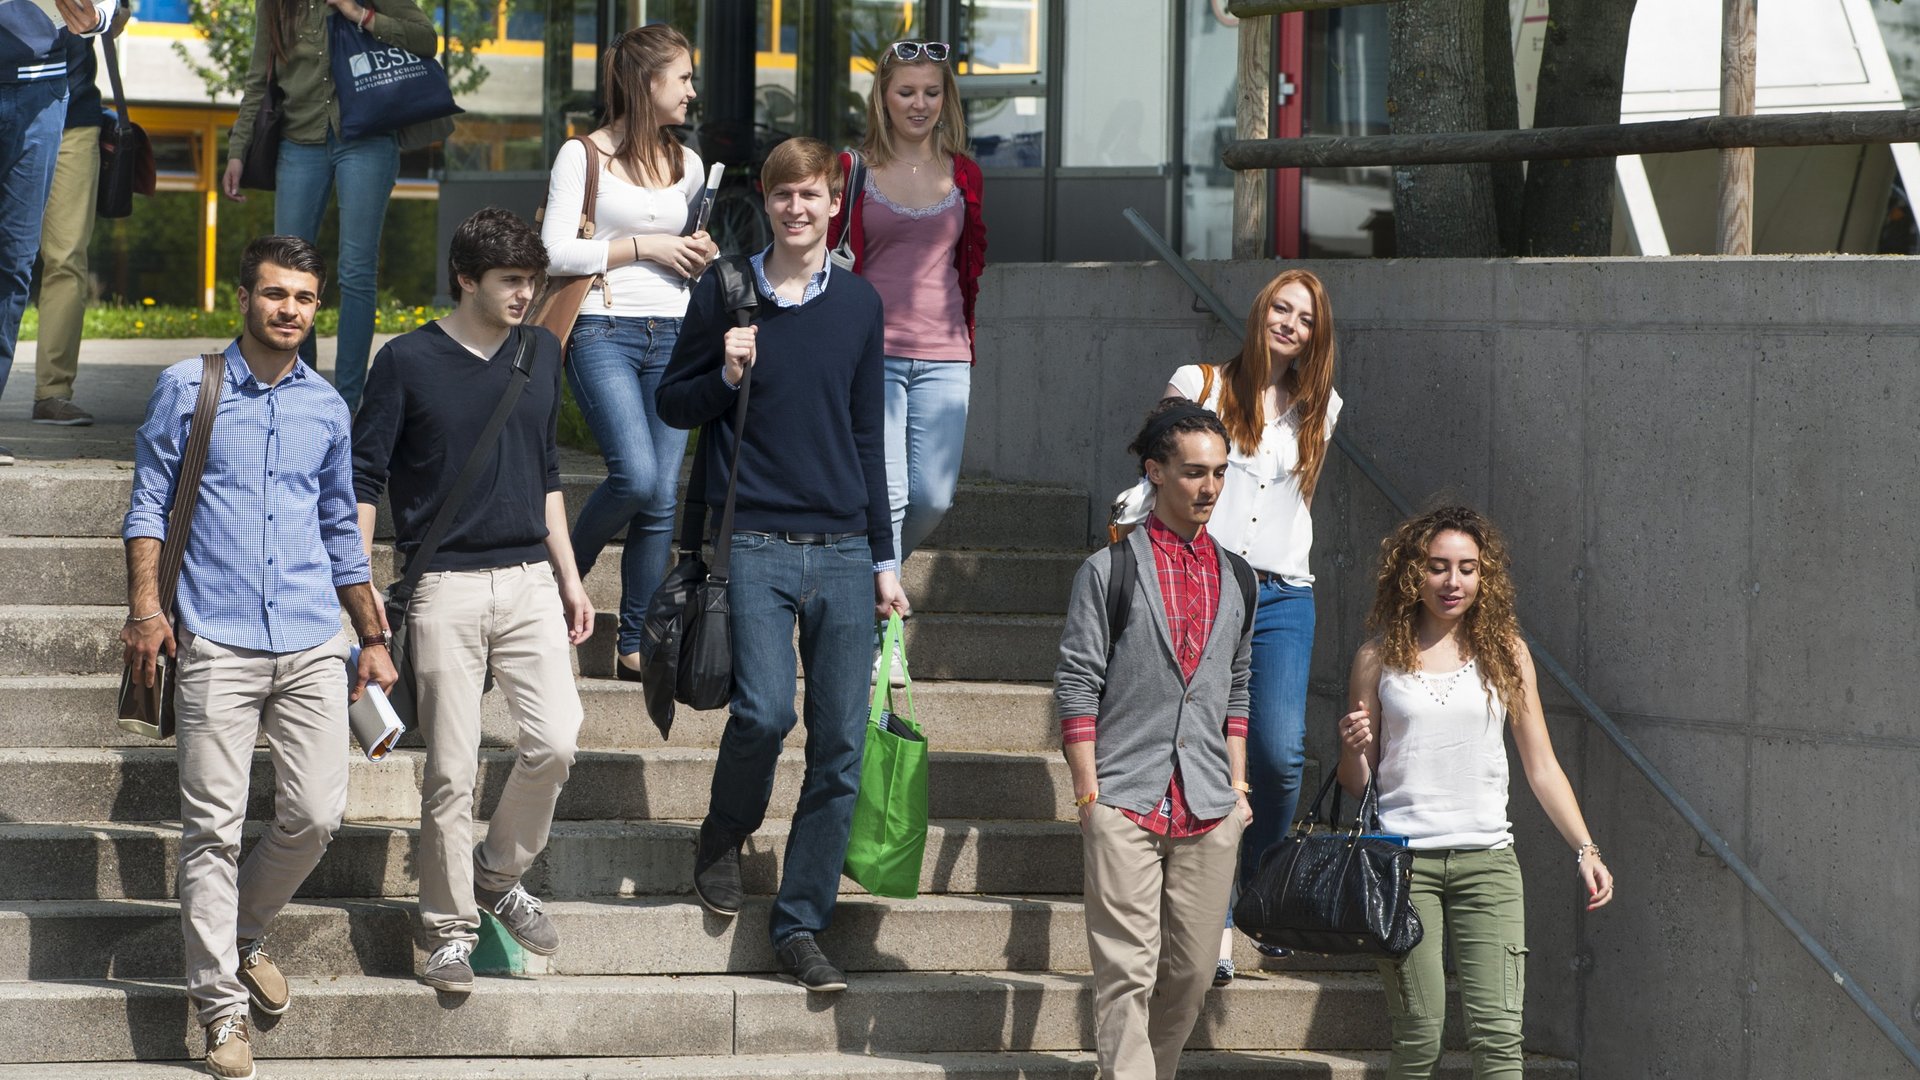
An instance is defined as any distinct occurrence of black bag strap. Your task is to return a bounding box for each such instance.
[675,255,759,569]
[101,34,129,136]
[1304,768,1384,835]
[395,328,533,596]
[156,353,227,614]
[1105,537,1255,659]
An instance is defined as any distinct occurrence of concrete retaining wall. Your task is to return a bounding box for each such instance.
[969,257,1920,1078]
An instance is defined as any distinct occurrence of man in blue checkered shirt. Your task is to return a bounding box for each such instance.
[120,235,395,1080]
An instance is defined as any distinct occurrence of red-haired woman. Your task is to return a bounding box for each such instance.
[1124,269,1339,982]
[829,40,987,679]
[1338,506,1613,1078]
[542,24,717,679]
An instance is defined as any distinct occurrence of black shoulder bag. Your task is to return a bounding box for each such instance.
[97,34,156,219]
[638,256,759,737]
[1231,770,1425,958]
[383,328,532,727]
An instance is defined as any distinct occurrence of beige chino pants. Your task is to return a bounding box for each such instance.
[174,627,353,1026]
[1082,803,1245,1080]
[409,562,582,947]
[35,123,99,403]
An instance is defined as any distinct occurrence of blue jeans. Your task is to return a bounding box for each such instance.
[707,533,873,947]
[882,357,970,562]
[0,78,66,406]
[1235,581,1316,901]
[274,133,399,411]
[565,315,687,655]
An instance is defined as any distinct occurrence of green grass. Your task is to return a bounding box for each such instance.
[16,299,452,341]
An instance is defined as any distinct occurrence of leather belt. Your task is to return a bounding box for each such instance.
[736,530,861,545]
[1255,570,1289,586]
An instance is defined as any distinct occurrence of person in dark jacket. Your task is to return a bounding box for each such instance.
[0,0,114,464]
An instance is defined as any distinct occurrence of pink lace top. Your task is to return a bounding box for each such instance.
[859,176,972,362]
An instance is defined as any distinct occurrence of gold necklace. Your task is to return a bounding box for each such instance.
[900,153,938,175]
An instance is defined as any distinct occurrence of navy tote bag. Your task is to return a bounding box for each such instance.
[329,4,462,142]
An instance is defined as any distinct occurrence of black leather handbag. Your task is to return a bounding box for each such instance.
[97,35,156,219]
[238,58,285,192]
[1232,772,1425,959]
[639,256,759,736]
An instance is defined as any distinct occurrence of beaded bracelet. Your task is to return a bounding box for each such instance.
[1575,842,1601,865]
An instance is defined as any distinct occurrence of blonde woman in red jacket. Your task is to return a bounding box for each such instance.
[830,40,987,679]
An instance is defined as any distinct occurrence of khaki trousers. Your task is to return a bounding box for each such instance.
[1081,803,1245,1080]
[174,627,352,1026]
[35,123,98,402]
[409,562,582,947]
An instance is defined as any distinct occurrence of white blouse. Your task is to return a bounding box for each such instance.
[541,140,704,319]
[1168,363,1341,585]
[1375,659,1514,850]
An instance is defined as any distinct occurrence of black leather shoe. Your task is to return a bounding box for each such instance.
[692,817,743,916]
[776,933,847,992]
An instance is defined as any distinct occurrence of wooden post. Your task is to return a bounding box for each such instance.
[1234,13,1273,259]
[1718,0,1757,254]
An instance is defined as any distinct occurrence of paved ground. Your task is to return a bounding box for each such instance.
[0,337,603,473]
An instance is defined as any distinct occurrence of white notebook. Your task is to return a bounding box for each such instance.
[346,647,405,761]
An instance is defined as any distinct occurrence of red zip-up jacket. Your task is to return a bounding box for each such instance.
[829,149,988,363]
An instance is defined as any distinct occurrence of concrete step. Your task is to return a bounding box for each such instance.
[0,970,1400,1062]
[0,895,1365,982]
[0,746,1076,823]
[0,674,1060,752]
[0,818,1087,902]
[1,605,1065,685]
[6,537,1082,616]
[0,467,1091,552]
[0,1052,1578,1079]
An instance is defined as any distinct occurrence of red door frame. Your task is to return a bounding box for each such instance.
[1272,11,1306,259]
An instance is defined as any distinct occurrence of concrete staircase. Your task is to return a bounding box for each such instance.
[0,463,1574,1078]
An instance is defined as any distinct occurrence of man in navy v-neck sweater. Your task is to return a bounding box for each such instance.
[658,137,908,994]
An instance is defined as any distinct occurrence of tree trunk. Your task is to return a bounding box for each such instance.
[1388,0,1500,256]
[1483,0,1523,256]
[1521,0,1639,255]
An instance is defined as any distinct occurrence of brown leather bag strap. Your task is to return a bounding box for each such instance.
[576,136,602,239]
[154,353,225,613]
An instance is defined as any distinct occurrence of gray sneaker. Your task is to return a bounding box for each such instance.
[31,397,93,426]
[421,939,474,993]
[475,879,560,956]
[0,445,13,467]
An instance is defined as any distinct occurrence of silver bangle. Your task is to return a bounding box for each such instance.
[125,609,165,624]
[1575,842,1601,865]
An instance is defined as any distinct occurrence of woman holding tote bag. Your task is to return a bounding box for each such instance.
[222,0,440,413]
[541,24,718,681]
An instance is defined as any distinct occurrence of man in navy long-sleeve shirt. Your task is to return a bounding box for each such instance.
[657,136,908,993]
[0,0,113,464]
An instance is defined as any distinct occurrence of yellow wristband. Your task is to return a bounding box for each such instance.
[1074,791,1099,808]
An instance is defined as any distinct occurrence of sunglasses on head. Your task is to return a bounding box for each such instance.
[889,40,950,63]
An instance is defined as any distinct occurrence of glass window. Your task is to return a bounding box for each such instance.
[958,0,1042,76]
[1182,0,1238,259]
[1060,0,1168,167]
[1302,6,1393,257]
[505,0,595,44]
[967,95,1044,167]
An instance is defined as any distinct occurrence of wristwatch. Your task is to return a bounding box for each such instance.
[360,631,392,649]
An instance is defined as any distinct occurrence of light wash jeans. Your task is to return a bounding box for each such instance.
[707,533,873,947]
[274,132,399,412]
[1236,581,1316,896]
[565,315,688,655]
[0,77,66,406]
[882,357,970,563]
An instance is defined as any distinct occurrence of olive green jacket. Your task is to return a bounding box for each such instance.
[227,0,438,161]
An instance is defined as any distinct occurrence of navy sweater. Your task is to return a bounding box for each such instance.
[351,323,564,575]
[656,262,894,564]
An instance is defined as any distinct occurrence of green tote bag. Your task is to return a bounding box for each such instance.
[843,614,930,899]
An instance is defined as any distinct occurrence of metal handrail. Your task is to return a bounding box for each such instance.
[1120,207,1920,1072]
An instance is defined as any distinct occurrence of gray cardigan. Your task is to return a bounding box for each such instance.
[1052,527,1254,819]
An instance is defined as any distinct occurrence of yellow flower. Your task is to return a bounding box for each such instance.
[134,320,145,330]
[414,306,424,314]
[141,297,155,306]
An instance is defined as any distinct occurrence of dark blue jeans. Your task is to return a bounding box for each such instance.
[1235,581,1316,899]
[707,532,873,947]
[0,77,66,405]
[565,315,687,656]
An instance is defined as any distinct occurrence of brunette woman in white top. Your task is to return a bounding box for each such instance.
[1337,505,1614,1080]
[1137,268,1340,981]
[542,24,717,677]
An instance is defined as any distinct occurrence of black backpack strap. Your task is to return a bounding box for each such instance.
[394,327,533,598]
[1104,539,1134,661]
[1224,549,1258,640]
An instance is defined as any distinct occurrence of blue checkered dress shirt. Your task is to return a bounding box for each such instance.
[749,245,832,308]
[123,341,370,653]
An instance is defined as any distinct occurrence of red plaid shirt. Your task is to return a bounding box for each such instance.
[1063,514,1248,837]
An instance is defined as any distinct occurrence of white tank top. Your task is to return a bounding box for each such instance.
[1375,659,1514,850]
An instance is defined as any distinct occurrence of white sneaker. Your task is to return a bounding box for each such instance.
[871,631,908,688]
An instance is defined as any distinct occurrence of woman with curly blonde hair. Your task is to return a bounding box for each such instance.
[1337,505,1614,1080]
